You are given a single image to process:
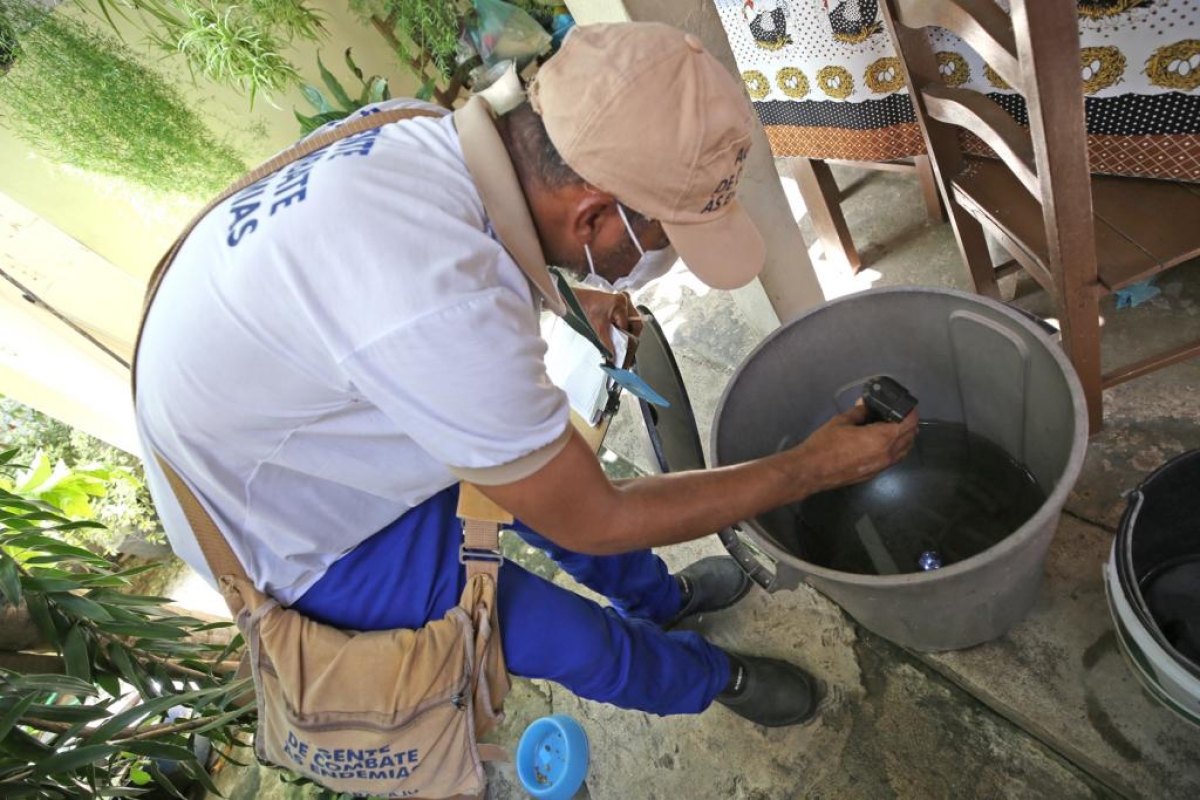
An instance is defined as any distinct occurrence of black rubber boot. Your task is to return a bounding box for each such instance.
[669,556,752,627]
[715,652,820,727]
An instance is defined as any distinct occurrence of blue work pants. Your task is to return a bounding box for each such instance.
[291,485,729,715]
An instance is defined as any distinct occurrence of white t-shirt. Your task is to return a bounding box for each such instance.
[135,101,571,604]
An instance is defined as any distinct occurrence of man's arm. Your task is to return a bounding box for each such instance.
[478,403,918,555]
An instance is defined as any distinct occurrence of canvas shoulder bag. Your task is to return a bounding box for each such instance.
[133,108,513,799]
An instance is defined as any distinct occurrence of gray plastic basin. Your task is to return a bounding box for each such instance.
[712,287,1088,651]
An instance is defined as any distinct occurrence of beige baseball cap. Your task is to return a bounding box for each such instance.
[528,22,765,290]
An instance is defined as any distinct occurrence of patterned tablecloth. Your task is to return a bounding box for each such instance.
[716,0,1200,181]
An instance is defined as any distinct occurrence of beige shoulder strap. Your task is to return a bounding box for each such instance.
[157,454,247,583]
[453,96,567,316]
[456,485,511,584]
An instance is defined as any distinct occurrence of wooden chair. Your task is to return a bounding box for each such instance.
[880,0,1200,434]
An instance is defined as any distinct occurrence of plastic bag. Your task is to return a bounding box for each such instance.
[468,0,552,70]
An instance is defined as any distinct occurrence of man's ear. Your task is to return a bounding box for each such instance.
[571,190,617,248]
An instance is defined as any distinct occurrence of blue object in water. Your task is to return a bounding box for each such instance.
[516,714,589,800]
[1114,278,1161,309]
[918,550,943,571]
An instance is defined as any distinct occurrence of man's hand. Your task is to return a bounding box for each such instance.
[573,287,642,365]
[792,402,918,495]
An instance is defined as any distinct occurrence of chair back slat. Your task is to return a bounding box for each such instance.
[922,84,1038,196]
[1010,0,1098,290]
[892,0,1022,91]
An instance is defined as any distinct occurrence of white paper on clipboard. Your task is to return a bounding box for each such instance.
[541,314,628,425]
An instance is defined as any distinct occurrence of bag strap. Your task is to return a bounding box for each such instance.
[157,454,249,584]
[456,485,512,584]
[133,106,515,599]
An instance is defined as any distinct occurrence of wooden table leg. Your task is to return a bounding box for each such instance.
[791,158,862,274]
[914,155,946,223]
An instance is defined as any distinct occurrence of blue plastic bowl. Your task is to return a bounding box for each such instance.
[515,714,589,800]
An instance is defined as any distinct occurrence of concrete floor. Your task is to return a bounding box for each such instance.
[208,163,1200,800]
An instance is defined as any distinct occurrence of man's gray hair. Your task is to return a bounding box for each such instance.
[504,101,652,225]
[504,102,584,191]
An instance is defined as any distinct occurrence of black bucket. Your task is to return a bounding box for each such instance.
[1106,449,1200,727]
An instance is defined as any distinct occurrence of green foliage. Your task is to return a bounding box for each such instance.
[0,4,18,74]
[1,397,161,555]
[155,2,301,107]
[84,0,325,104]
[295,48,390,135]
[390,0,462,79]
[348,0,473,109]
[0,447,255,798]
[0,3,246,197]
[242,0,325,43]
[349,0,467,79]
[10,452,109,522]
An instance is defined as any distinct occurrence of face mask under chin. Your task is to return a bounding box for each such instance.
[582,203,679,293]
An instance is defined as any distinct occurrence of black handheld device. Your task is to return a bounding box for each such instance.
[862,376,918,423]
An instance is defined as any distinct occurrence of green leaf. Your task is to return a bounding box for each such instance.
[30,743,119,776]
[367,76,388,105]
[294,109,319,135]
[95,670,121,699]
[111,563,163,580]
[88,589,172,606]
[5,673,97,698]
[147,760,188,800]
[0,725,52,760]
[87,685,232,743]
[51,593,113,622]
[0,552,21,607]
[24,593,58,647]
[318,54,354,111]
[23,576,82,594]
[295,108,346,135]
[15,452,53,494]
[96,789,158,797]
[300,83,333,113]
[62,624,92,683]
[118,740,196,761]
[134,640,214,659]
[182,703,256,736]
[0,447,20,465]
[106,643,155,700]
[344,47,362,81]
[415,77,436,101]
[191,621,234,633]
[0,695,36,743]
[7,511,71,524]
[74,574,131,588]
[129,765,152,786]
[44,520,106,532]
[215,632,245,666]
[0,498,42,514]
[17,700,111,724]
[178,755,221,794]
[99,620,189,640]
[6,532,74,551]
[35,543,110,563]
